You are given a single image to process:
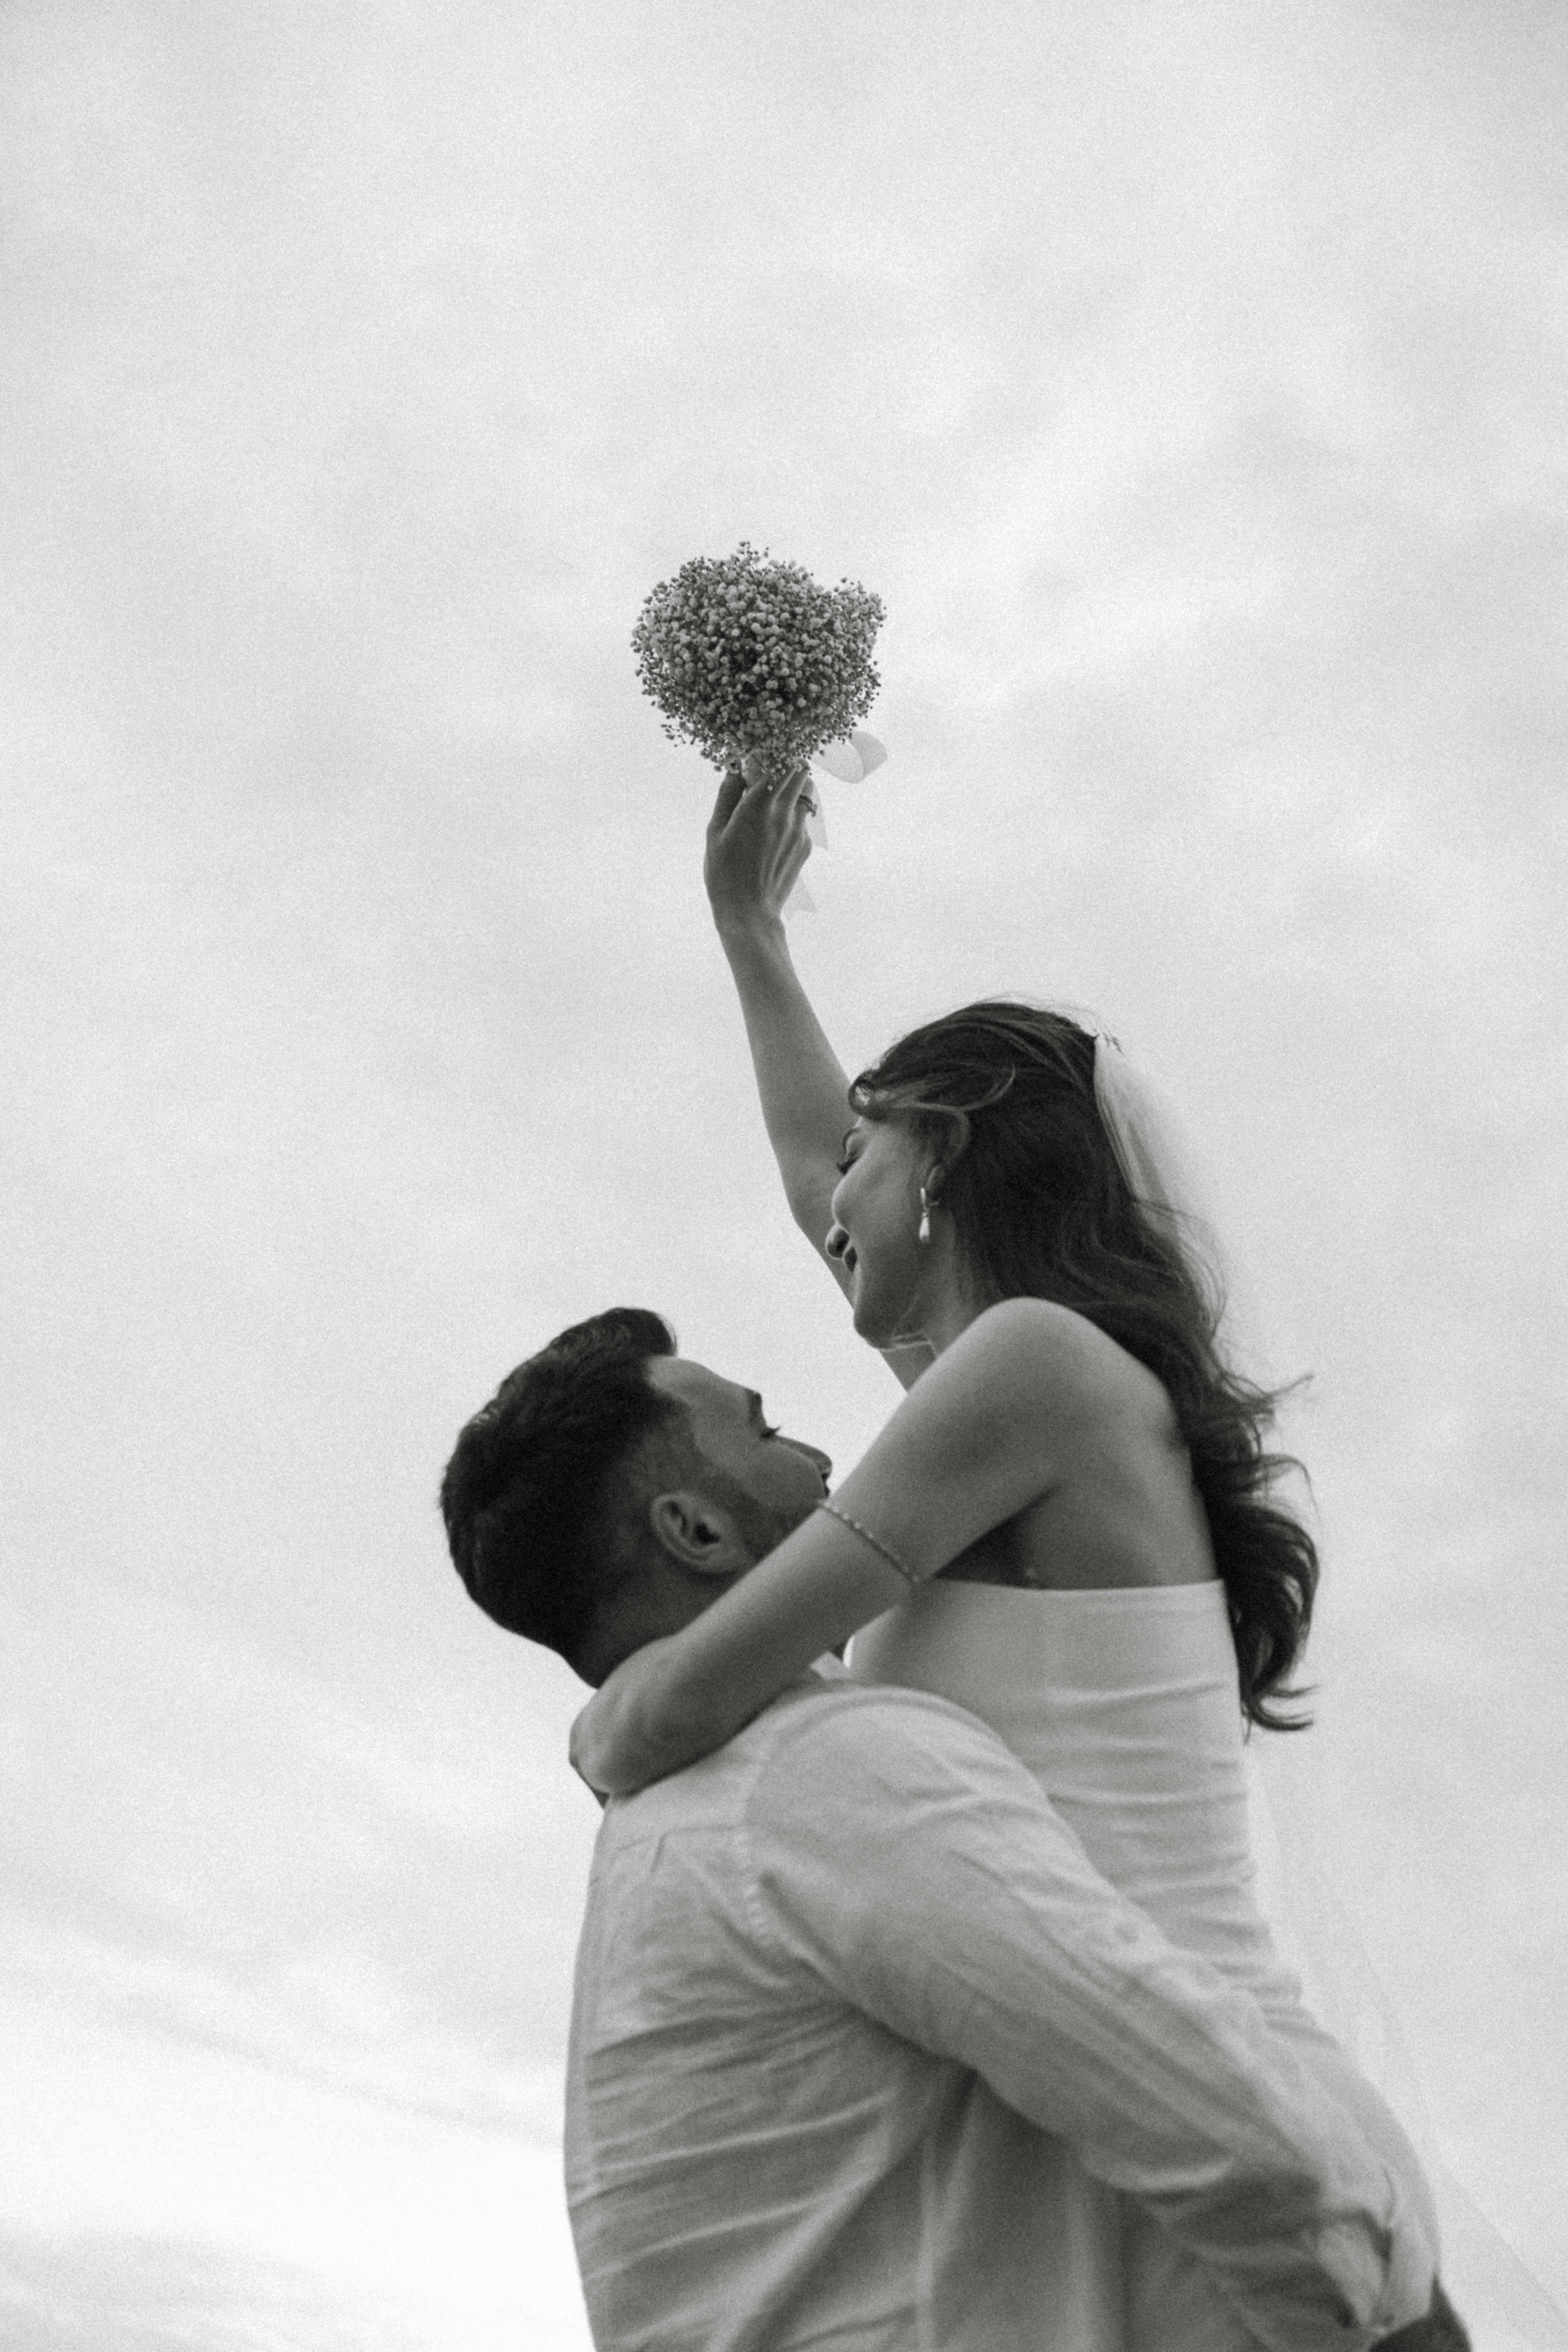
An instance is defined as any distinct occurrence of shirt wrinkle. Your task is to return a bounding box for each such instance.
[567,1677,1423,2352]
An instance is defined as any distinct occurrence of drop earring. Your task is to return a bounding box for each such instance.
[917,1184,933,1245]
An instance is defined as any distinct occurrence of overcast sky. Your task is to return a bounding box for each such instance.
[4,2,1566,2345]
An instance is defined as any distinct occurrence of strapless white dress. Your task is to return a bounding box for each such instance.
[851,1580,1311,2016]
[847,1578,1442,2348]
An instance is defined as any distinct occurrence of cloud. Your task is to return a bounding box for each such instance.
[0,2226,436,2352]
[4,0,1566,2331]
[0,2004,586,2349]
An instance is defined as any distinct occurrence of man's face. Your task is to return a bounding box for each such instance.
[644,1357,833,1555]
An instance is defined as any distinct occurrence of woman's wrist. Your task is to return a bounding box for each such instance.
[574,1636,717,1796]
[715,913,791,970]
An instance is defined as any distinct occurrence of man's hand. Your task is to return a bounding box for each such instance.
[1375,2279,1471,2351]
[704,760,815,942]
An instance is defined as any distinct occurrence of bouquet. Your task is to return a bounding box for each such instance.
[631,542,886,786]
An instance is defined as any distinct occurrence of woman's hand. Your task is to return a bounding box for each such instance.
[569,1633,697,1800]
[704,759,816,944]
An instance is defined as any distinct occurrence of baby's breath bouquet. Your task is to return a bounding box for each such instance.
[631,542,884,783]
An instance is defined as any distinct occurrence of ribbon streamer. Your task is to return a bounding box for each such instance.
[785,730,887,918]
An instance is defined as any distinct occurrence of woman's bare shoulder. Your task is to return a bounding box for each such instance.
[946,1299,1171,1427]
[951,1297,1136,1378]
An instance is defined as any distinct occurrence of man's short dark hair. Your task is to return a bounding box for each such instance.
[439,1307,699,1675]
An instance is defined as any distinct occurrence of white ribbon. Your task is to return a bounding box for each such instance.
[786,730,887,917]
[811,729,887,785]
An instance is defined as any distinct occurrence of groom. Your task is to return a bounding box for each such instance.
[441,1307,1466,2352]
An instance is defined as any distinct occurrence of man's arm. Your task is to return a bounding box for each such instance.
[751,1687,1439,2352]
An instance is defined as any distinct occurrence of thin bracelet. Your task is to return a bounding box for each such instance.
[816,1500,920,1586]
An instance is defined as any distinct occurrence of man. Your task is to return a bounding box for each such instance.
[441,1307,1465,2352]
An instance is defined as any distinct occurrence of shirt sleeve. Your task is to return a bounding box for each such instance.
[745,1686,1434,2352]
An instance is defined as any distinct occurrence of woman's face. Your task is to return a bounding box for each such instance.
[826,1114,933,1346]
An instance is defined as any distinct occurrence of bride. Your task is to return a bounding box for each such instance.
[571,759,1466,2342]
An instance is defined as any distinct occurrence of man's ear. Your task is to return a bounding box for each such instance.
[646,1490,752,1579]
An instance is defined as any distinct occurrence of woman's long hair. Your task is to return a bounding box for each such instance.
[851,1001,1316,1731]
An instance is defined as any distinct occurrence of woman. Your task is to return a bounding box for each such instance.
[571,759,1457,2336]
[574,763,1322,1770]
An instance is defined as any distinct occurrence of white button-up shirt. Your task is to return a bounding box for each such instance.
[565,1676,1431,2352]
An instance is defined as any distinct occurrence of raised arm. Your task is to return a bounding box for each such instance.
[705,764,935,1390]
